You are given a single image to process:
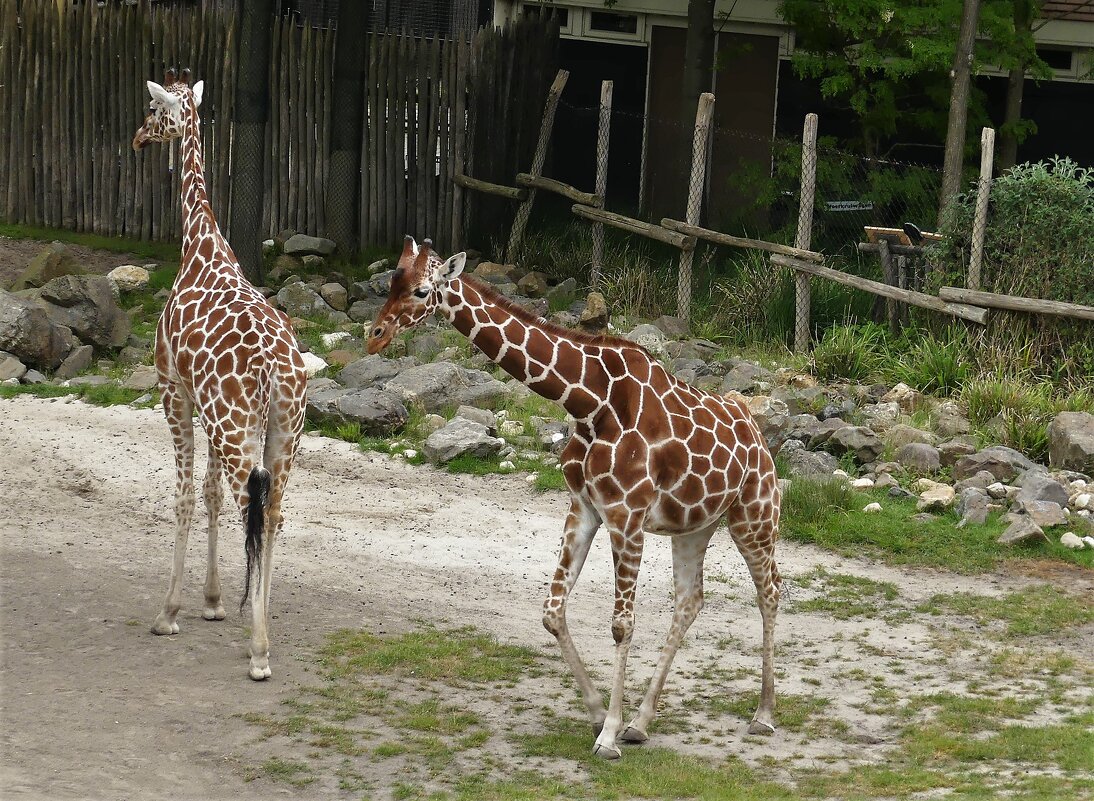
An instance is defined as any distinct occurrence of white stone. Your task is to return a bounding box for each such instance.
[1084,536,1094,549]
[300,351,328,378]
[986,482,1009,500]
[1072,492,1093,511]
[1060,532,1084,549]
[403,449,417,459]
[917,484,956,512]
[913,477,948,493]
[1069,479,1088,492]
[262,239,276,252]
[851,478,875,489]
[863,502,882,513]
[388,441,402,452]
[832,469,849,479]
[525,472,539,484]
[494,410,509,421]
[550,431,565,443]
[499,420,524,436]
[321,331,351,348]
[499,460,515,471]
[107,264,151,293]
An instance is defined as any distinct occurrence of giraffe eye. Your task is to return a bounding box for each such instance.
[413,286,430,299]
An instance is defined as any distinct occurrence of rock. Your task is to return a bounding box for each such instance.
[896,443,941,473]
[625,324,667,355]
[545,277,577,307]
[860,402,901,431]
[276,282,336,319]
[300,351,329,378]
[917,483,956,512]
[454,405,496,433]
[652,315,688,339]
[874,472,899,490]
[301,255,325,270]
[779,440,840,479]
[939,438,978,467]
[321,331,352,349]
[107,265,151,294]
[122,366,159,391]
[384,362,469,413]
[863,502,882,513]
[719,361,773,395]
[283,234,336,257]
[306,385,408,435]
[1072,492,1094,512]
[956,487,990,525]
[516,271,549,298]
[34,275,130,348]
[420,414,446,434]
[54,344,93,380]
[116,344,147,365]
[366,269,396,298]
[1014,500,1068,528]
[885,424,939,451]
[1060,531,1084,549]
[0,288,77,369]
[888,485,914,499]
[772,386,827,416]
[9,242,86,291]
[997,515,1044,545]
[456,370,511,410]
[268,254,305,284]
[423,417,504,464]
[851,477,874,489]
[807,417,852,449]
[954,470,998,494]
[986,482,1009,500]
[319,282,348,312]
[67,374,112,387]
[881,382,924,413]
[578,292,608,331]
[348,299,384,323]
[0,351,27,382]
[1014,471,1070,508]
[953,446,1036,483]
[1047,412,1094,474]
[472,262,517,283]
[406,332,446,361]
[747,396,789,448]
[933,401,971,437]
[826,426,884,464]
[339,354,417,389]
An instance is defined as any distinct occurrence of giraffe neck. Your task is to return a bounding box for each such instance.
[179,103,217,257]
[440,277,609,420]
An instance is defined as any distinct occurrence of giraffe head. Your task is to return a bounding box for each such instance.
[367,236,466,354]
[132,68,204,151]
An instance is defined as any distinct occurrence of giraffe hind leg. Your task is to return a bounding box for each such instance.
[201,450,226,621]
[152,383,195,636]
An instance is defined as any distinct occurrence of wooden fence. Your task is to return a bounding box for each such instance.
[0,1,557,252]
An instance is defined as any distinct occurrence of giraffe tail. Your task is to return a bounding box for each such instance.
[241,466,271,613]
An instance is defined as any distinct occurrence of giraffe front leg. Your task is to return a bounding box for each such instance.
[622,525,716,744]
[594,509,647,760]
[201,452,226,621]
[542,499,605,733]
[152,384,195,636]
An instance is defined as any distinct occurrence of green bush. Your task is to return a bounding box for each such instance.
[887,329,971,397]
[811,323,887,382]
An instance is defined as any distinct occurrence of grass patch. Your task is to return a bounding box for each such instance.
[257,757,314,787]
[532,466,568,492]
[705,692,830,733]
[0,382,155,408]
[0,222,181,263]
[919,585,1094,637]
[793,568,900,619]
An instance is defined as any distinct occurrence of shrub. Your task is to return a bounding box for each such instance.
[811,323,887,382]
[887,330,971,397]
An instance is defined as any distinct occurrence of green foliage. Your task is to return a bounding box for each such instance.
[811,322,886,381]
[794,568,900,619]
[887,329,972,396]
[920,585,1094,638]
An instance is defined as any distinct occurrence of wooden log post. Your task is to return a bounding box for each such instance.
[676,92,715,326]
[968,126,995,290]
[506,69,568,260]
[794,113,819,352]
[939,286,1094,322]
[660,218,824,262]
[590,79,613,289]
[572,205,696,250]
[878,239,899,333]
[454,173,528,201]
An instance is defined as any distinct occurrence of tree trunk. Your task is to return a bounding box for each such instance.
[998,0,1035,171]
[230,0,275,285]
[324,2,368,254]
[679,0,715,213]
[939,0,981,220]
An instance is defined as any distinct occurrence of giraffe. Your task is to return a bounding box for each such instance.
[367,238,782,758]
[132,69,308,681]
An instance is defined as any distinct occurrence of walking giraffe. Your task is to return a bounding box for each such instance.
[132,69,307,681]
[368,238,782,758]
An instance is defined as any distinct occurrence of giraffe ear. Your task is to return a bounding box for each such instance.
[192,80,204,107]
[146,81,178,107]
[435,252,466,283]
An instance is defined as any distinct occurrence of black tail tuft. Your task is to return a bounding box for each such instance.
[241,467,271,613]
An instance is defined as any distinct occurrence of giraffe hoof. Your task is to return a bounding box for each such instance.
[748,718,776,736]
[592,742,621,760]
[202,605,226,621]
[151,618,179,636]
[620,726,648,743]
[248,664,272,681]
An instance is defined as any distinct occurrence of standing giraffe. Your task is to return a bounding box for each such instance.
[368,238,782,758]
[132,69,307,681]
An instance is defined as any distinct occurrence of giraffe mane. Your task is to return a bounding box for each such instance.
[457,274,652,355]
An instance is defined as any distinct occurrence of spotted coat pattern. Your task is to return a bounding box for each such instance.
[369,239,782,757]
[133,71,307,681]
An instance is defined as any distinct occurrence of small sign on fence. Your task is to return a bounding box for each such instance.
[825,200,874,212]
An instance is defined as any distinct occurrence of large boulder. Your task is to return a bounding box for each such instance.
[625,324,667,355]
[1047,412,1094,474]
[8,242,86,291]
[107,265,151,294]
[472,262,518,283]
[779,439,839,479]
[0,288,77,369]
[283,234,336,257]
[953,446,1036,482]
[825,426,884,464]
[456,371,512,410]
[319,282,348,312]
[423,417,505,464]
[35,275,130,348]
[896,443,941,473]
[339,354,418,389]
[306,384,408,435]
[579,292,609,332]
[276,281,335,319]
[516,271,549,298]
[746,396,789,449]
[0,351,28,381]
[384,361,470,413]
[55,344,94,380]
[1014,471,1070,508]
[719,361,773,395]
[884,424,939,451]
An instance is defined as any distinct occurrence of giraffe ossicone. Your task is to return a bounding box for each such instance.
[133,69,308,682]
[369,237,783,757]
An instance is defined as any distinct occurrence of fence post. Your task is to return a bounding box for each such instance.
[590,79,613,289]
[506,69,568,260]
[968,126,995,290]
[676,91,715,327]
[793,113,818,353]
[878,238,899,334]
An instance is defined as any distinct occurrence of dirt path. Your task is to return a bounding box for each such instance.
[0,396,1087,800]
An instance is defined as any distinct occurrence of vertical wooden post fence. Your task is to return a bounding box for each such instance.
[676,92,715,326]
[590,79,613,288]
[506,69,568,260]
[968,126,995,290]
[793,113,819,353]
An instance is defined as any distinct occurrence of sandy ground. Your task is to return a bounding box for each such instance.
[0,237,148,289]
[1,396,1089,800]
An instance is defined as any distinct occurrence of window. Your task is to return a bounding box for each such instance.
[589,10,638,35]
[1036,47,1073,72]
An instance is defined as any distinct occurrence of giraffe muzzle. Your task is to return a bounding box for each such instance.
[132,127,152,151]
[367,324,394,355]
